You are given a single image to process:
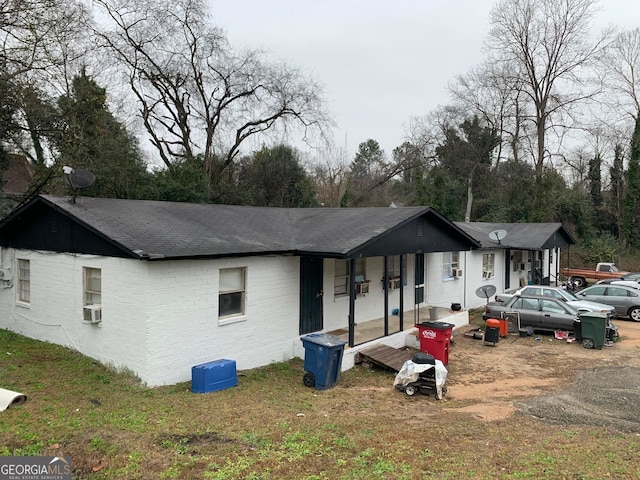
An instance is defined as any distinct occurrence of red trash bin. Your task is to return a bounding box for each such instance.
[416,321,454,366]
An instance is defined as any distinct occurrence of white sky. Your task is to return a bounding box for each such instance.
[211,0,640,159]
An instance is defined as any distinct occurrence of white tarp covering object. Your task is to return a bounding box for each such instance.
[393,359,448,399]
[0,387,27,411]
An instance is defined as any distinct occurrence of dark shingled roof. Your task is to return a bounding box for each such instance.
[453,221,575,250]
[29,195,451,259]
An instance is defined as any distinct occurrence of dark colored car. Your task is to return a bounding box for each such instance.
[483,294,580,332]
[576,284,640,321]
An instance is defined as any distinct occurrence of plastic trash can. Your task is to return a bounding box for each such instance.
[484,319,500,346]
[497,318,510,337]
[573,319,582,342]
[301,333,347,390]
[416,322,454,366]
[578,312,607,349]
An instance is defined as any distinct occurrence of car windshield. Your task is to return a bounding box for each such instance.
[561,289,580,301]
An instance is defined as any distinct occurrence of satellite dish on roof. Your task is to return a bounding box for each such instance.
[475,285,497,304]
[63,166,96,203]
[64,168,96,189]
[488,229,507,244]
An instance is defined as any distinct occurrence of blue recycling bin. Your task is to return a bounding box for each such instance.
[301,333,347,390]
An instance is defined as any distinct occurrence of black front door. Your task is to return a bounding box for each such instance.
[300,257,324,334]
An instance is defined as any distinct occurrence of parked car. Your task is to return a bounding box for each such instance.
[495,285,615,315]
[576,284,640,321]
[484,294,580,332]
[596,272,640,286]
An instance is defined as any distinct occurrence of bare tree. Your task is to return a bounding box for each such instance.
[310,146,350,208]
[601,27,640,120]
[92,0,332,200]
[1,0,93,162]
[487,0,611,218]
[448,60,527,166]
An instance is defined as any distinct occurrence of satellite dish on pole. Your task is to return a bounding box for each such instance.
[488,229,507,245]
[475,285,497,304]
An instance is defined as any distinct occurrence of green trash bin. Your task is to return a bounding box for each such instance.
[578,312,607,350]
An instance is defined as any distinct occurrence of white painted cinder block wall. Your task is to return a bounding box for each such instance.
[424,252,467,310]
[0,249,150,377]
[0,249,302,386]
[143,256,300,386]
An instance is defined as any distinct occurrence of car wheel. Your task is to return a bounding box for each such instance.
[571,277,586,288]
[405,385,417,396]
[628,307,640,322]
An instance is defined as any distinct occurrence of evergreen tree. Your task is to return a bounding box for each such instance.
[51,71,148,199]
[233,145,318,207]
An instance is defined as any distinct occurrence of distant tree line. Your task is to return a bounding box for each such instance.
[2,0,640,258]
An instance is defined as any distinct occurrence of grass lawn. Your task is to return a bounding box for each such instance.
[1,327,638,479]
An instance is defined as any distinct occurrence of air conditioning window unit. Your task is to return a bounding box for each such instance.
[387,278,401,290]
[453,268,463,278]
[83,304,102,323]
[356,282,369,295]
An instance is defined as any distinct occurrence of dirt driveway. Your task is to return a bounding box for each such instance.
[443,318,640,432]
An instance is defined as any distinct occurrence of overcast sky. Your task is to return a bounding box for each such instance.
[211,0,640,159]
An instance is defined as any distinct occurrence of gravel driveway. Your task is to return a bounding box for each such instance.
[516,365,640,433]
[447,316,640,431]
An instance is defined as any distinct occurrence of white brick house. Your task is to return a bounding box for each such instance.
[0,195,480,385]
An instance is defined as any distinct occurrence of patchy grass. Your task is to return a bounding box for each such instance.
[1,328,639,479]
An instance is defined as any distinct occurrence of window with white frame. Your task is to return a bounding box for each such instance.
[334,258,365,297]
[17,259,30,304]
[443,252,460,279]
[219,267,246,318]
[83,267,101,306]
[482,253,495,280]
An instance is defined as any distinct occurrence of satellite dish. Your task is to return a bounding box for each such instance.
[66,169,96,189]
[475,285,497,304]
[488,229,507,244]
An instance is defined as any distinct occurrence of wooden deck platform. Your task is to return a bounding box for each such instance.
[354,344,416,372]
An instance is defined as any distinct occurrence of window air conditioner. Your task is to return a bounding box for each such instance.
[83,304,102,323]
[453,268,463,278]
[387,278,401,290]
[356,282,369,295]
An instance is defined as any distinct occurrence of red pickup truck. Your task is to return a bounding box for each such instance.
[561,262,629,288]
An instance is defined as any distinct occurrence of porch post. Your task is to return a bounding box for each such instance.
[348,258,356,347]
[383,256,389,337]
[399,254,404,332]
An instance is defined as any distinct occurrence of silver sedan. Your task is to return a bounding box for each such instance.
[576,284,640,321]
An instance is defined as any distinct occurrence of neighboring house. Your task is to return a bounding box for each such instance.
[2,154,34,198]
[452,222,575,309]
[0,195,480,386]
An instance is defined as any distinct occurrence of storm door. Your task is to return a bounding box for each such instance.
[300,257,324,334]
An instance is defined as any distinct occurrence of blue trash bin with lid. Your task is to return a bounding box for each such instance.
[301,333,347,390]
